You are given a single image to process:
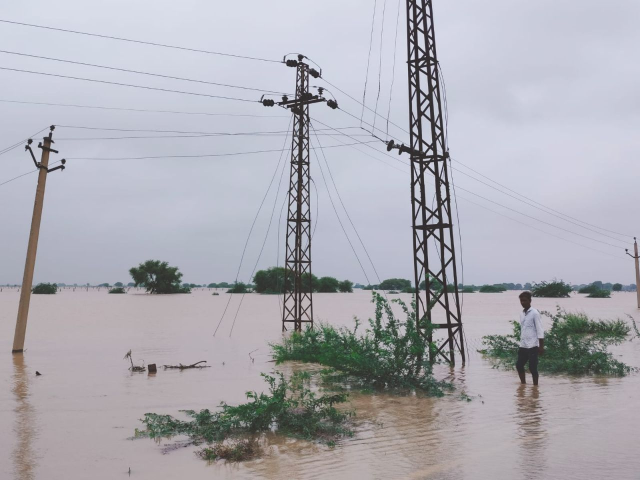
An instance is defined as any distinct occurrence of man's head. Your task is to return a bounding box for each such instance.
[519,291,532,309]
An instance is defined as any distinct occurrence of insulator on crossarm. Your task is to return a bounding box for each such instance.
[326,99,338,110]
[262,99,275,107]
[386,140,395,151]
[309,68,320,78]
[282,95,289,103]
[286,59,298,67]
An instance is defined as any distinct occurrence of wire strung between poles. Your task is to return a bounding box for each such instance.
[0,19,281,63]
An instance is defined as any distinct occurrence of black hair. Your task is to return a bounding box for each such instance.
[519,291,532,300]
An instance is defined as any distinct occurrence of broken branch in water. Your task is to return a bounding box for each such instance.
[163,361,210,370]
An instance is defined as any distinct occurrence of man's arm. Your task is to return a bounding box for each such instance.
[534,312,545,355]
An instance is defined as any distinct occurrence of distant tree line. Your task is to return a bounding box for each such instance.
[252,267,353,294]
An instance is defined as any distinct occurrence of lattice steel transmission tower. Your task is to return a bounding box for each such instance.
[387,0,465,363]
[262,54,337,332]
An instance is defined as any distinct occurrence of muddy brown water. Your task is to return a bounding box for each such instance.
[1,288,639,479]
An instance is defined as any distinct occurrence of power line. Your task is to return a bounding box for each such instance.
[0,19,281,63]
[361,0,379,127]
[227,139,291,338]
[0,50,287,95]
[0,49,288,95]
[454,185,625,250]
[56,132,372,141]
[214,119,292,337]
[456,194,627,261]
[0,66,257,103]
[308,120,630,251]
[311,123,383,285]
[56,124,361,135]
[386,0,402,139]
[450,163,629,246]
[0,126,49,158]
[0,160,63,188]
[453,158,633,240]
[0,99,288,118]
[65,141,379,161]
[372,0,388,134]
[310,138,372,286]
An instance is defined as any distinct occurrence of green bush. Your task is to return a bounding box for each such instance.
[227,282,249,294]
[136,372,352,459]
[129,260,189,294]
[479,285,504,293]
[317,276,340,293]
[612,283,623,292]
[32,283,57,294]
[108,287,126,294]
[531,280,572,298]
[378,278,412,291]
[271,292,451,395]
[338,280,353,293]
[588,289,611,298]
[479,308,632,376]
[461,286,476,293]
[578,285,599,294]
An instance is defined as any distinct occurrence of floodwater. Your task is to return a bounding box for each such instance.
[1,288,639,480]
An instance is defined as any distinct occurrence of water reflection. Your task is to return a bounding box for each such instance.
[12,354,37,480]
[515,385,546,479]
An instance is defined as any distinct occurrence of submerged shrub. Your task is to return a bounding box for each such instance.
[108,287,126,294]
[197,439,261,462]
[587,289,611,298]
[479,285,505,293]
[227,282,249,294]
[531,280,572,298]
[32,282,57,294]
[479,308,632,376]
[271,292,452,396]
[135,372,352,461]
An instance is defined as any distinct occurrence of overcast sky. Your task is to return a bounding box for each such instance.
[1,0,638,286]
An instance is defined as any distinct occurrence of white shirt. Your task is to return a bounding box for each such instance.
[519,307,544,348]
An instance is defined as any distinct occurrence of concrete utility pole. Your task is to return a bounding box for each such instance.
[12,126,66,353]
[625,237,640,309]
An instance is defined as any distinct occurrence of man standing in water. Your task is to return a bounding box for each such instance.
[516,291,545,385]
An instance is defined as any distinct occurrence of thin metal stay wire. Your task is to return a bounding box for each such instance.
[0,66,257,103]
[310,122,383,286]
[0,19,281,63]
[213,120,292,337]
[0,49,290,95]
[310,137,372,287]
[228,146,291,338]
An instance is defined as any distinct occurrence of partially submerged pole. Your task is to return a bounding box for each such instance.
[12,126,65,353]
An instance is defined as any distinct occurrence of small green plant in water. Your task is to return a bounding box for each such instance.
[479,307,633,376]
[108,287,126,294]
[135,372,352,461]
[271,292,452,395]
